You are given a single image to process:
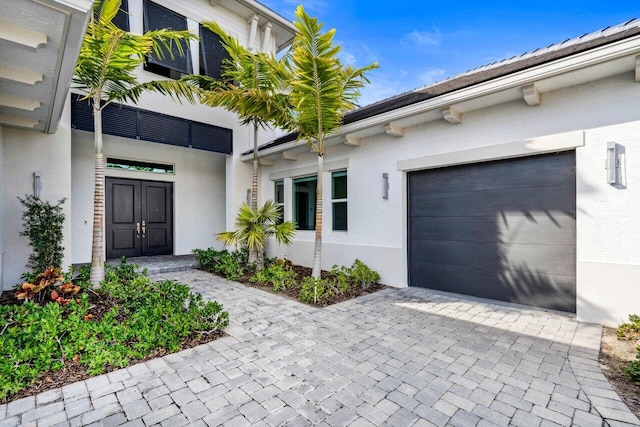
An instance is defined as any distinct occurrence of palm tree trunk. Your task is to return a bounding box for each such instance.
[251,120,259,210]
[311,154,323,279]
[90,103,106,286]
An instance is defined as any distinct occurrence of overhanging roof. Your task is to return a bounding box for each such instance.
[244,18,640,158]
[0,0,93,133]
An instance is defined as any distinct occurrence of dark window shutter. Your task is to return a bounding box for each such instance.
[71,95,94,132]
[199,24,230,80]
[143,0,191,74]
[190,121,232,154]
[112,0,130,31]
[102,104,138,139]
[139,110,190,147]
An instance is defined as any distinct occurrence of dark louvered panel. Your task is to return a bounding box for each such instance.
[191,121,232,154]
[102,104,138,139]
[138,110,189,147]
[143,0,191,74]
[70,95,94,132]
[199,24,230,80]
[112,0,130,31]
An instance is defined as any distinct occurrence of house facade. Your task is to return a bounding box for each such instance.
[0,1,638,327]
[0,0,294,287]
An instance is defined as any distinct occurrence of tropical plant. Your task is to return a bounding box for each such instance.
[73,0,197,286]
[286,6,377,279]
[19,195,66,280]
[217,201,296,271]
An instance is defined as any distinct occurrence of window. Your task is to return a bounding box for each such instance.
[274,180,284,223]
[112,0,130,31]
[199,24,231,79]
[293,176,317,230]
[143,0,192,79]
[332,170,347,231]
[106,158,174,174]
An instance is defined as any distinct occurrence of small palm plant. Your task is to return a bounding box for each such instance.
[217,201,296,271]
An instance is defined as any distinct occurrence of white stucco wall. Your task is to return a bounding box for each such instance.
[71,130,228,263]
[0,100,73,289]
[260,73,640,325]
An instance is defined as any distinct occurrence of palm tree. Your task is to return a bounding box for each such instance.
[217,201,296,271]
[287,6,377,278]
[74,0,197,286]
[188,22,291,210]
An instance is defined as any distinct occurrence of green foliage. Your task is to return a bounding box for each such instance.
[250,262,298,292]
[298,276,333,304]
[617,314,640,339]
[19,195,66,279]
[217,201,296,271]
[623,356,640,386]
[193,248,245,281]
[0,265,228,401]
[348,259,381,289]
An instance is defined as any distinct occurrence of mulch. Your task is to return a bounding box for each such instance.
[231,264,386,307]
[599,327,640,419]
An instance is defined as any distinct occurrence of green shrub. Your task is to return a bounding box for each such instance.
[193,248,244,281]
[326,265,351,294]
[623,355,640,386]
[250,262,298,292]
[617,314,640,339]
[349,259,380,289]
[0,266,229,401]
[18,195,66,280]
[299,277,333,304]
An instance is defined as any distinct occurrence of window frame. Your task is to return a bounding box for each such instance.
[331,170,348,231]
[274,180,284,223]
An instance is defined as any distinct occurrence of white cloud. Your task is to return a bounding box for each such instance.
[407,28,441,46]
[418,68,447,85]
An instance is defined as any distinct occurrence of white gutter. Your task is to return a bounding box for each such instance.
[242,34,640,161]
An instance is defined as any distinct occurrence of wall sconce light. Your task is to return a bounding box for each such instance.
[33,172,42,198]
[605,142,620,185]
[382,173,389,199]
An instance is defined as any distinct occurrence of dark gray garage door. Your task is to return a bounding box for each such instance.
[408,151,576,313]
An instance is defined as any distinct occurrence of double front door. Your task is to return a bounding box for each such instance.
[106,178,173,259]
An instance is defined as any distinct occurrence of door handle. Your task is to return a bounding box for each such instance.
[136,222,141,238]
[142,220,146,238]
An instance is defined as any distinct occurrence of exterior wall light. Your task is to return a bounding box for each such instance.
[382,173,389,199]
[33,172,41,198]
[605,142,621,185]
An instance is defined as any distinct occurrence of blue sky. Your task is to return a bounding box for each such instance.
[261,0,640,107]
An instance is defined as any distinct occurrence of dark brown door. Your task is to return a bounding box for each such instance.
[106,178,173,259]
[408,151,576,313]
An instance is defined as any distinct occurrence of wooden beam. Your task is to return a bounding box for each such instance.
[522,84,541,106]
[0,114,39,128]
[262,22,272,52]
[344,134,361,146]
[259,158,274,166]
[636,55,640,82]
[0,94,41,111]
[442,107,461,124]
[282,151,298,161]
[0,21,47,51]
[384,122,404,137]
[0,64,43,86]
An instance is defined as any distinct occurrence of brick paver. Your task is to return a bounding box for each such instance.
[1,269,638,426]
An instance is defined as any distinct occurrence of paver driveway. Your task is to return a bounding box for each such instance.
[2,269,638,426]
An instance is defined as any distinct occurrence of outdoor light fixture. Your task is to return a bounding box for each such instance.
[606,142,621,185]
[33,172,42,198]
[382,173,389,199]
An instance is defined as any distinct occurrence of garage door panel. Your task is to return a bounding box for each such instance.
[409,151,575,194]
[410,215,576,245]
[410,185,575,218]
[408,151,576,313]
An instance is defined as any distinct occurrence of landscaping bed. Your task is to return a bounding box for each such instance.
[600,325,640,419]
[0,262,228,403]
[194,248,385,307]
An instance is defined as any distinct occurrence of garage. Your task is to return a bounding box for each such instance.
[408,151,576,312]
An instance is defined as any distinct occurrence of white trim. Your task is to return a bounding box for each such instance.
[397,130,584,171]
[269,158,350,181]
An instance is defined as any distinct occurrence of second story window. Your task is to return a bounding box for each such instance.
[112,0,130,31]
[143,0,192,79]
[199,24,231,80]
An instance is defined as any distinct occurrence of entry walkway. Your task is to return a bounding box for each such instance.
[1,269,638,426]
